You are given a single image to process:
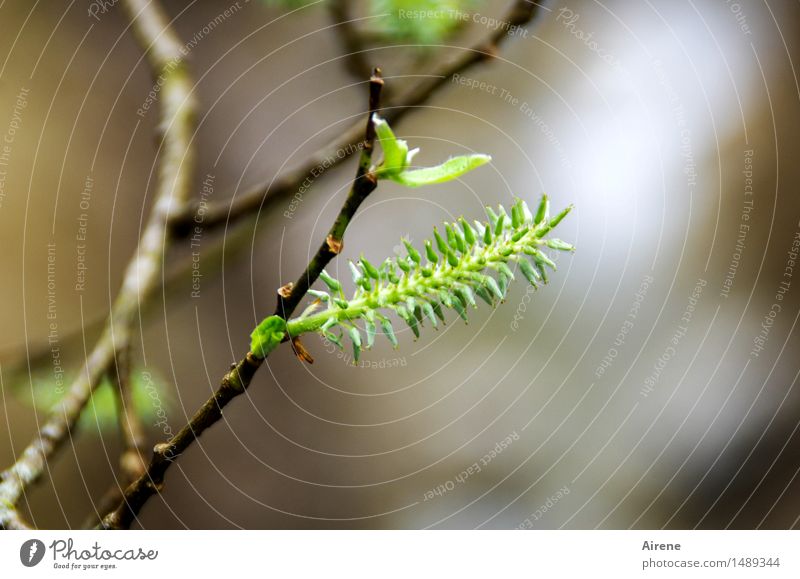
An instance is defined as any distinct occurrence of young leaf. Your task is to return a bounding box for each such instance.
[374,116,410,176]
[391,154,491,188]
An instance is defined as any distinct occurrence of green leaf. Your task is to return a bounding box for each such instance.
[374,116,410,176]
[391,154,491,188]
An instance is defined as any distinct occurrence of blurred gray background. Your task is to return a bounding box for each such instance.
[1,0,799,529]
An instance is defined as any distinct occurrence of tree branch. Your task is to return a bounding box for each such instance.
[168,0,541,235]
[98,352,263,529]
[327,0,374,83]
[100,70,385,530]
[0,0,196,529]
[275,70,383,320]
[82,345,148,528]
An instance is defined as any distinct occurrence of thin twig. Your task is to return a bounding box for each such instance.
[276,70,384,320]
[100,70,385,530]
[168,0,541,235]
[327,0,374,83]
[0,0,196,529]
[98,353,262,529]
[82,346,148,528]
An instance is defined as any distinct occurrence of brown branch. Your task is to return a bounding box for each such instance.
[0,0,196,529]
[99,70,385,530]
[168,0,541,236]
[276,70,383,320]
[0,0,542,376]
[82,346,148,528]
[98,353,262,529]
[328,0,374,83]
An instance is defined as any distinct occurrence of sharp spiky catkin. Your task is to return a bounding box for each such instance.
[249,197,574,362]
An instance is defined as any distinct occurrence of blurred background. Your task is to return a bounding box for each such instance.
[1,0,799,529]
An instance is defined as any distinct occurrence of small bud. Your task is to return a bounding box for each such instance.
[511,202,523,228]
[486,206,500,229]
[434,227,448,254]
[431,302,446,323]
[425,240,439,264]
[307,289,329,302]
[455,285,476,308]
[483,222,492,245]
[360,256,380,279]
[548,205,573,229]
[534,194,549,224]
[484,276,504,300]
[460,218,476,246]
[319,270,342,293]
[421,302,438,328]
[545,238,575,251]
[379,316,398,347]
[494,213,505,237]
[348,326,362,363]
[364,314,377,349]
[445,223,457,250]
[519,258,540,287]
[475,284,495,306]
[324,331,343,349]
[446,248,459,268]
[403,239,421,264]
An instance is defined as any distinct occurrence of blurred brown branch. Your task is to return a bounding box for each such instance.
[83,345,148,528]
[328,0,375,83]
[0,0,196,529]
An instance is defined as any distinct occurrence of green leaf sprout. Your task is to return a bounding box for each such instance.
[373,116,491,187]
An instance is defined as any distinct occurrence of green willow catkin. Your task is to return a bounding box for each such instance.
[251,196,573,361]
